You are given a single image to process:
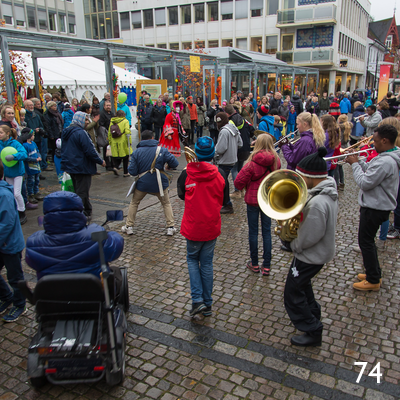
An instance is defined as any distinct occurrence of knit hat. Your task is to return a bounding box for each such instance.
[173,100,183,110]
[257,105,269,116]
[216,112,229,130]
[19,128,34,143]
[187,96,193,101]
[72,111,87,128]
[296,147,328,178]
[56,138,62,149]
[195,136,215,161]
[64,102,71,109]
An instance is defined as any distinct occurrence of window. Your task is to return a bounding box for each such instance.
[182,41,192,49]
[195,40,205,48]
[120,12,130,30]
[181,5,191,24]
[97,0,104,12]
[99,13,105,39]
[250,0,263,16]
[265,35,277,54]
[282,35,293,50]
[27,6,36,28]
[92,14,98,38]
[296,26,333,48]
[105,12,112,38]
[48,11,56,31]
[68,14,76,34]
[85,15,91,37]
[2,3,13,25]
[169,7,178,25]
[386,35,393,50]
[14,5,25,27]
[91,0,97,13]
[155,8,166,26]
[208,2,218,21]
[143,9,153,28]
[105,0,111,12]
[84,0,90,13]
[170,42,179,50]
[131,11,141,29]
[235,0,248,19]
[158,43,167,48]
[38,9,47,29]
[208,40,219,47]
[221,0,233,20]
[113,12,119,38]
[222,38,233,46]
[195,4,204,22]
[236,38,247,49]
[267,0,279,15]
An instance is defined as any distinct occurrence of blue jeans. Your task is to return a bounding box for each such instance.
[287,123,295,133]
[231,160,244,192]
[154,126,162,141]
[186,239,217,306]
[22,175,28,204]
[0,252,25,308]
[197,125,203,138]
[40,138,48,169]
[27,174,40,196]
[247,204,272,268]
[219,164,233,206]
[379,220,389,240]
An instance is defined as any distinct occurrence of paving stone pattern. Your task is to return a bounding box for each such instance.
[1,157,399,400]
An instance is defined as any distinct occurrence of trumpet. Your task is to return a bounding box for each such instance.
[340,135,373,153]
[354,113,368,122]
[324,148,374,165]
[274,130,299,150]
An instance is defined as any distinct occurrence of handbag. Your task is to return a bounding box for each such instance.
[96,126,109,148]
[61,172,74,192]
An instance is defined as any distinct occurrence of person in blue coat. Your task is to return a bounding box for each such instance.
[0,124,28,223]
[25,191,124,280]
[339,94,351,114]
[0,160,26,322]
[121,130,179,236]
[61,112,106,218]
[257,106,275,136]
[61,103,74,129]
[117,101,132,127]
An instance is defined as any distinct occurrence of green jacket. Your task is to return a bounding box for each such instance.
[108,117,131,158]
[318,97,330,111]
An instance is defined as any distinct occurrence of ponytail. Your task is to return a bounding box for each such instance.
[311,114,326,148]
[0,125,16,140]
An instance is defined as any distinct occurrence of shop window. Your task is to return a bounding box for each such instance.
[195,40,205,49]
[236,38,247,49]
[182,41,192,49]
[181,5,191,24]
[222,39,233,47]
[92,14,98,38]
[158,43,167,48]
[120,12,130,30]
[266,35,277,54]
[143,9,153,28]
[105,12,112,38]
[99,13,105,39]
[208,2,218,21]
[131,11,141,29]
[221,0,233,20]
[170,42,179,50]
[169,7,178,25]
[195,4,204,22]
[208,40,219,47]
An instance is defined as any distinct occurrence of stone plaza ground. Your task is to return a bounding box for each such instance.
[0,154,399,400]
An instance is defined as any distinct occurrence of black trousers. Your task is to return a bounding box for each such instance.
[284,257,323,333]
[70,174,92,217]
[112,155,129,174]
[190,120,196,143]
[359,207,390,284]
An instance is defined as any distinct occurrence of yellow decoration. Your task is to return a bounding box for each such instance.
[190,56,200,73]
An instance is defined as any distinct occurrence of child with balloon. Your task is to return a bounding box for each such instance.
[0,125,28,224]
[117,92,132,127]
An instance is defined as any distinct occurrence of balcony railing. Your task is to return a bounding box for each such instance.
[276,48,334,64]
[277,4,337,26]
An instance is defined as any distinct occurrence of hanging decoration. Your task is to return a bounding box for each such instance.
[11,65,23,124]
[38,68,45,111]
[216,75,222,105]
[112,69,119,111]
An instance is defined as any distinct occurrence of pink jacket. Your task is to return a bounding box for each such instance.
[234,150,281,207]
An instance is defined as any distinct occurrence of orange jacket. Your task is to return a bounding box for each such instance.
[187,103,198,122]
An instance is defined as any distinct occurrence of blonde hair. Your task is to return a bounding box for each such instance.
[210,99,218,106]
[354,101,362,109]
[337,114,353,143]
[274,115,281,123]
[245,133,279,170]
[297,112,325,147]
[1,106,14,119]
[19,108,26,115]
[379,117,400,147]
[234,101,242,114]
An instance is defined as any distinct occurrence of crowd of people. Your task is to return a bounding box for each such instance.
[1,85,400,352]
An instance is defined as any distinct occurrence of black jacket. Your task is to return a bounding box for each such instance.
[43,110,63,140]
[151,106,167,128]
[387,97,399,116]
[228,112,252,161]
[269,98,281,111]
[99,110,114,130]
[207,105,222,131]
[291,95,303,115]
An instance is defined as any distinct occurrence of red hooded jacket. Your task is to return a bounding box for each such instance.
[180,162,225,241]
[234,150,281,207]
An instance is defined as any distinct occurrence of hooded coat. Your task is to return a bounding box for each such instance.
[351,104,366,136]
[117,103,132,126]
[62,109,74,129]
[290,177,338,265]
[25,109,44,143]
[258,115,275,136]
[25,191,123,279]
[234,150,281,207]
[108,116,131,158]
[215,122,243,165]
[291,95,304,115]
[0,137,27,178]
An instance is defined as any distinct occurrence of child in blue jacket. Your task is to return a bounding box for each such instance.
[62,103,74,129]
[287,106,297,134]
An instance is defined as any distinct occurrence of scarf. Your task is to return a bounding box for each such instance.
[72,112,87,128]
[2,118,17,129]
[49,107,63,126]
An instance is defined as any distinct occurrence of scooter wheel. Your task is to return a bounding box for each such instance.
[30,376,47,388]
[120,267,129,313]
[106,340,126,385]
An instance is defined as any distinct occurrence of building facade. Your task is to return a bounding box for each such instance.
[117,0,371,95]
[0,0,84,38]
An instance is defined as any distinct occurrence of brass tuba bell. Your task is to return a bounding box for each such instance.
[257,169,308,241]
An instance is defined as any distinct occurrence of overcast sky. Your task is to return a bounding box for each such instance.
[370,0,400,21]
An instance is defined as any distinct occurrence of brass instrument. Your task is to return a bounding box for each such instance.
[257,169,308,241]
[354,113,368,122]
[324,148,374,165]
[274,130,298,150]
[341,135,373,153]
[183,146,198,163]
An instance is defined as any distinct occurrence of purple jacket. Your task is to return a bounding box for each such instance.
[281,130,317,170]
[324,131,334,171]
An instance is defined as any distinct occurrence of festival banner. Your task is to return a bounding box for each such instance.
[377,65,390,103]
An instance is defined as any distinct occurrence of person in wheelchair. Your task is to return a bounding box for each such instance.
[25,191,124,280]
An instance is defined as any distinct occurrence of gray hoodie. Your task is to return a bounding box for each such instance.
[215,122,243,165]
[360,111,382,136]
[291,177,338,265]
[352,149,400,211]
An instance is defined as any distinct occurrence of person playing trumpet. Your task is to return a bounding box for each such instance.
[283,147,338,347]
[359,105,382,137]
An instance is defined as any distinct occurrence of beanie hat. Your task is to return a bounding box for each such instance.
[195,136,215,161]
[257,105,269,116]
[56,138,62,149]
[19,128,34,143]
[64,102,71,109]
[216,112,229,130]
[296,147,328,178]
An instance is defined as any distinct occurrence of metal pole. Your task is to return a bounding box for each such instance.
[172,56,177,94]
[249,70,252,97]
[253,66,258,101]
[316,70,319,94]
[275,67,279,92]
[291,68,295,96]
[32,56,40,101]
[374,51,379,99]
[305,71,309,97]
[0,36,14,103]
[104,48,115,113]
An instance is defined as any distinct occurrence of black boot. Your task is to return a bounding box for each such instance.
[220,205,234,214]
[19,211,27,225]
[290,331,322,347]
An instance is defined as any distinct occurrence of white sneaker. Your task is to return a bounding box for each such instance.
[121,225,134,235]
[166,227,177,236]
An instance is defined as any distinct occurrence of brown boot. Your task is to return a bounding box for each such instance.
[357,274,382,284]
[353,280,380,291]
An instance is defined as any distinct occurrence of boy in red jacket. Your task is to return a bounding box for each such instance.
[177,136,228,317]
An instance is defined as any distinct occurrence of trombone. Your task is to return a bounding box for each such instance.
[324,148,374,165]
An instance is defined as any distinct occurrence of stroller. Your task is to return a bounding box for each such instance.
[19,213,129,388]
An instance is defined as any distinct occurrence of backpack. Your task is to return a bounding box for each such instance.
[110,122,123,138]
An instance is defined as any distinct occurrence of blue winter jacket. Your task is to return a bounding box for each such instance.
[137,102,153,125]
[0,180,25,255]
[117,103,132,126]
[258,115,275,136]
[129,139,179,193]
[0,137,27,178]
[339,98,351,114]
[61,123,103,175]
[62,109,74,129]
[287,111,297,125]
[25,191,124,279]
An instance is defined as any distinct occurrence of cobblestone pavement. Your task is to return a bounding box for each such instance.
[1,156,399,400]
